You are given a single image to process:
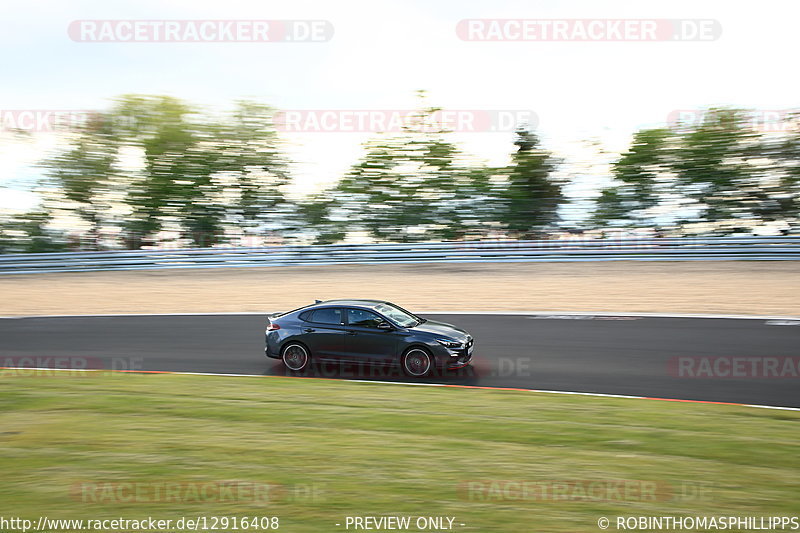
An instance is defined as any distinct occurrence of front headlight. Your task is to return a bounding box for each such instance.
[436,338,463,349]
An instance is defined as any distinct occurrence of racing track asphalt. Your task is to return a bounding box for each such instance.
[1,313,798,408]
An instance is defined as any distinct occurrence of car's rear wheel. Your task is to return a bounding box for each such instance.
[402,347,433,377]
[282,343,310,372]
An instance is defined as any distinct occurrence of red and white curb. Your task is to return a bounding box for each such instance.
[2,366,798,412]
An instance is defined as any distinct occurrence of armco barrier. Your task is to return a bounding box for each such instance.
[0,236,799,274]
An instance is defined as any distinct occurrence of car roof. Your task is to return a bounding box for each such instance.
[312,299,389,309]
[277,300,391,318]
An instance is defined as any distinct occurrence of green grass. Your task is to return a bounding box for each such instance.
[0,371,798,532]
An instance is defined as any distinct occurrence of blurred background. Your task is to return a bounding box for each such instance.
[1,0,799,253]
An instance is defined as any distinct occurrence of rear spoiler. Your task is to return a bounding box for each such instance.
[269,300,323,319]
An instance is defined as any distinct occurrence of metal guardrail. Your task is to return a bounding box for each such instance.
[1,236,799,274]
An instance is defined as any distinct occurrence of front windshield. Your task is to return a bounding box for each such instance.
[375,303,421,328]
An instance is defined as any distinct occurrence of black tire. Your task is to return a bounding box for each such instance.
[282,342,310,372]
[402,347,433,377]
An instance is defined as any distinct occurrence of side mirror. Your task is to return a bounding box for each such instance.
[377,322,393,330]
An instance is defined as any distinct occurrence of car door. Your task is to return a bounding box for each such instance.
[344,308,401,364]
[302,307,347,360]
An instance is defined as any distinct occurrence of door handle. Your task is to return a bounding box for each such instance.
[304,328,315,333]
[345,330,357,335]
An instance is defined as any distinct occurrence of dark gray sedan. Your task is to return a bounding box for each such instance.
[265,299,474,376]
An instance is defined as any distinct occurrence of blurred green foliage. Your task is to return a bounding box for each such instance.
[39,95,290,249]
[0,209,66,253]
[595,109,800,230]
[3,100,799,252]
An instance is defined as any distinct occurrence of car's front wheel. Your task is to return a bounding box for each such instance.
[402,347,433,377]
[282,343,310,372]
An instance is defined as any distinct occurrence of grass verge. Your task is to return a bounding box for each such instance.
[0,371,797,532]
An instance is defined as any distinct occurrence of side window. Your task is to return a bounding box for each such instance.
[309,308,343,325]
[298,311,311,321]
[347,308,385,329]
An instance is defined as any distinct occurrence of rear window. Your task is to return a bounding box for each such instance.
[309,308,343,325]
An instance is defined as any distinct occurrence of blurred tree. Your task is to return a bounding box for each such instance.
[115,96,290,247]
[28,98,800,253]
[0,210,66,253]
[672,108,762,222]
[293,192,347,245]
[40,113,118,249]
[113,95,199,246]
[594,108,799,232]
[493,127,563,237]
[216,101,290,233]
[40,95,291,249]
[593,128,675,227]
[748,112,800,227]
[332,105,492,242]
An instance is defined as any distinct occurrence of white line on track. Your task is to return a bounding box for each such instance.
[2,366,798,412]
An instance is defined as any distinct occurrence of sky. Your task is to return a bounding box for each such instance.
[1,0,798,212]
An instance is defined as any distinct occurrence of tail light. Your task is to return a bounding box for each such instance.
[267,323,281,331]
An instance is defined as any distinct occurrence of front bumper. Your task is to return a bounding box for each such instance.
[445,351,473,369]
[433,341,474,369]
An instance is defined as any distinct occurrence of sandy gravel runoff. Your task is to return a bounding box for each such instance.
[1,261,799,317]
